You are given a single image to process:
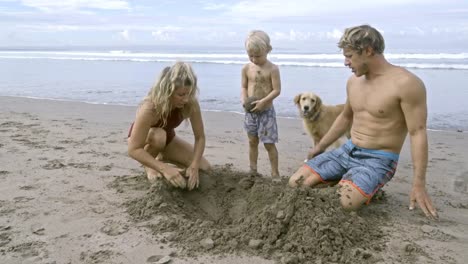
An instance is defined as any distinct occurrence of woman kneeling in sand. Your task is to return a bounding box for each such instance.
[128,61,211,190]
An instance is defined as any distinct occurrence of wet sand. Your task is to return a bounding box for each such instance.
[0,96,467,263]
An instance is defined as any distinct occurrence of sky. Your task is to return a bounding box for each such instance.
[0,0,467,52]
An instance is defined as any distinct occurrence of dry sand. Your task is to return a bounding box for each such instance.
[0,96,467,264]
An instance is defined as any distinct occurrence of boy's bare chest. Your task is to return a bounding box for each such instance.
[247,68,271,81]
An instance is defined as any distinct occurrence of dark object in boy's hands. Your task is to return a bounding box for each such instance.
[243,96,258,113]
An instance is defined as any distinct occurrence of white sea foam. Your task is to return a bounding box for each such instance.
[1,52,467,70]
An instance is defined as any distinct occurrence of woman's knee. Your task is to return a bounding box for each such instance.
[200,158,211,171]
[146,128,167,150]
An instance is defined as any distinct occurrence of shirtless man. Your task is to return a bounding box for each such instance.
[288,25,438,219]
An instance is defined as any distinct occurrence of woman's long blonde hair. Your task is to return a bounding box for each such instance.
[146,61,199,127]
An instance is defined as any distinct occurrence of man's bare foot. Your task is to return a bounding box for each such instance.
[144,166,162,183]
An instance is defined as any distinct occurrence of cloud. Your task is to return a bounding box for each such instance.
[21,0,130,12]
[223,0,440,19]
[151,26,181,41]
[272,30,311,41]
[326,29,342,39]
[118,29,130,40]
[201,1,227,11]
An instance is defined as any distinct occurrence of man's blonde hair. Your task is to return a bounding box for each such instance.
[245,30,272,54]
[146,61,199,127]
[338,25,385,54]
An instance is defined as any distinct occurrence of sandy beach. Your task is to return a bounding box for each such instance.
[0,96,467,264]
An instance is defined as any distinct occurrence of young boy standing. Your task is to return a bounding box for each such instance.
[241,30,281,181]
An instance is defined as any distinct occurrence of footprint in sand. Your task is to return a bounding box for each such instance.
[99,164,113,171]
[0,226,12,247]
[7,241,48,259]
[100,220,129,236]
[80,249,115,263]
[453,171,467,193]
[19,185,37,191]
[13,196,34,203]
[42,159,66,170]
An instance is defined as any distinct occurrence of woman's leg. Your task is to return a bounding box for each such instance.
[161,135,211,171]
[144,128,167,181]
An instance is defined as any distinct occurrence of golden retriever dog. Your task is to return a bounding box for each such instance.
[294,92,350,150]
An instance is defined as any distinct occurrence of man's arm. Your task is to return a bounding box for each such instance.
[400,74,438,219]
[308,80,353,158]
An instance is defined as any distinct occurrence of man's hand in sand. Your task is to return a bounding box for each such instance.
[186,166,200,190]
[307,145,324,160]
[161,165,186,189]
[409,185,438,220]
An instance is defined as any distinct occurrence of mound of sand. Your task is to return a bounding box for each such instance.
[115,165,388,263]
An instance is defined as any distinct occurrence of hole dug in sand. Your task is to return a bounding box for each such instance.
[121,165,388,263]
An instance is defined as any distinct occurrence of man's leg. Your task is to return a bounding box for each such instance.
[338,182,369,211]
[289,148,345,188]
[289,165,324,187]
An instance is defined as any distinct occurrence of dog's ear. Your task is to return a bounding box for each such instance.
[313,95,322,112]
[293,93,302,105]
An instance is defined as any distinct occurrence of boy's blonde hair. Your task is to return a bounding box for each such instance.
[245,30,272,54]
[146,61,199,127]
[338,24,385,54]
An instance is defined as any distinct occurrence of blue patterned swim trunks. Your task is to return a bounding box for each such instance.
[244,107,278,143]
[304,140,399,201]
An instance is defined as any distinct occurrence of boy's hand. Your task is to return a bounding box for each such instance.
[251,99,267,112]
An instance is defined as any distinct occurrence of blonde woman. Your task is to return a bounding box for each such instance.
[128,62,210,190]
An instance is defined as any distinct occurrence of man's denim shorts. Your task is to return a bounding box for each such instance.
[305,140,399,201]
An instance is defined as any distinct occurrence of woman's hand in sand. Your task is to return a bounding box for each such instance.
[186,165,200,190]
[161,165,186,189]
[409,185,438,220]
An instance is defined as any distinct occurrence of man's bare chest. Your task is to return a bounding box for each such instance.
[350,87,400,118]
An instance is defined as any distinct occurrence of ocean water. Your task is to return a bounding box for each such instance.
[0,47,467,131]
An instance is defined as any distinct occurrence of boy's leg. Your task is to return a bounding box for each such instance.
[264,143,280,180]
[248,135,259,174]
